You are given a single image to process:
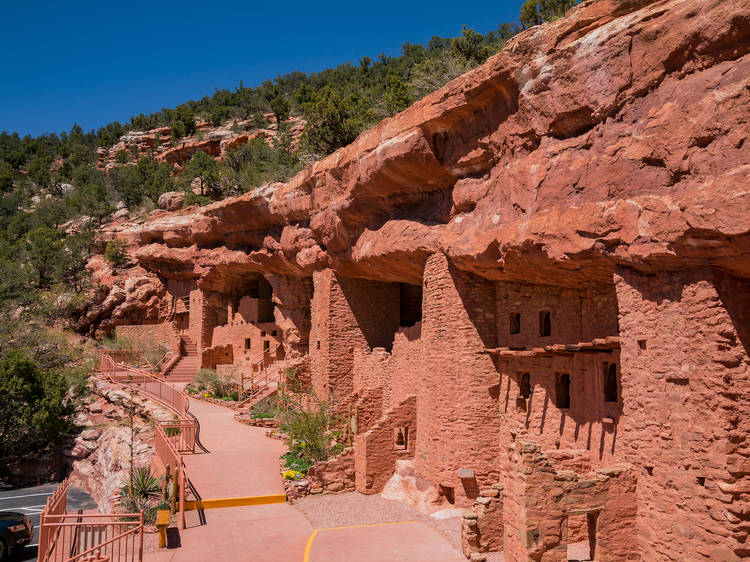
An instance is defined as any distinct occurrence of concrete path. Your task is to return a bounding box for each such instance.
[145,396,464,561]
[183,398,286,499]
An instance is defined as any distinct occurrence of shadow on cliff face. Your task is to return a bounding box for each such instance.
[713,270,750,358]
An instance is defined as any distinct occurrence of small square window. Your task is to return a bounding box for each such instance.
[260,330,266,337]
[393,427,408,450]
[509,312,521,334]
[539,311,551,337]
[271,330,278,337]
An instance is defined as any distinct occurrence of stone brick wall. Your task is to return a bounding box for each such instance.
[502,439,638,562]
[114,323,179,354]
[202,344,233,369]
[353,324,422,413]
[615,267,750,561]
[418,253,501,506]
[354,395,416,494]
[495,282,618,348]
[495,350,622,462]
[309,269,400,410]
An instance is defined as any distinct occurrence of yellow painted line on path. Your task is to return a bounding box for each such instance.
[303,529,318,562]
[303,520,416,562]
[184,493,287,511]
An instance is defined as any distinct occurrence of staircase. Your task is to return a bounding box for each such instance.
[235,362,284,413]
[165,336,200,383]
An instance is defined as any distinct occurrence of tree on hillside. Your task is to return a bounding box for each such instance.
[0,349,75,462]
[170,107,196,141]
[182,151,220,197]
[451,25,488,64]
[0,161,13,192]
[28,155,52,188]
[270,94,290,125]
[299,89,368,157]
[520,0,578,28]
[110,156,174,206]
[61,226,95,293]
[24,226,63,288]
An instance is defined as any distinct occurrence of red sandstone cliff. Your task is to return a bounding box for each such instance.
[81,1,750,559]
[104,0,748,291]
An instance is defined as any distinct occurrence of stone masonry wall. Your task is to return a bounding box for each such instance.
[354,395,417,495]
[495,350,622,464]
[114,322,179,354]
[502,440,638,562]
[418,253,501,506]
[615,267,750,561]
[309,269,400,410]
[495,282,618,349]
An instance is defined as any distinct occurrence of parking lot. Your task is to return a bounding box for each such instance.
[0,483,96,561]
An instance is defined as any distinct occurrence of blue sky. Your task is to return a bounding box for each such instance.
[1,0,524,137]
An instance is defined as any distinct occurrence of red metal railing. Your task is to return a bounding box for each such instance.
[40,513,143,562]
[96,354,191,528]
[38,478,70,560]
[154,423,186,529]
[38,478,144,562]
[97,356,192,420]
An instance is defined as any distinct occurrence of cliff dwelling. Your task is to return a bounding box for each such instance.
[89,0,750,559]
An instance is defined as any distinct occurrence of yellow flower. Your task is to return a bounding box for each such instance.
[283,469,304,480]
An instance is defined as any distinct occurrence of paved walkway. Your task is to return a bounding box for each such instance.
[145,396,464,561]
[183,398,286,498]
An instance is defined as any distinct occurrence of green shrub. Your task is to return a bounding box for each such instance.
[115,150,130,164]
[278,399,344,464]
[183,191,212,207]
[193,368,234,398]
[103,239,128,267]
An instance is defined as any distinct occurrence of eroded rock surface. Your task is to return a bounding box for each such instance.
[96,0,749,293]
[67,379,174,512]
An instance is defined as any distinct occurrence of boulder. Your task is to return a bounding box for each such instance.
[157,191,185,211]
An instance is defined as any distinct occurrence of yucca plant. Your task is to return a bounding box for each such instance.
[120,464,161,502]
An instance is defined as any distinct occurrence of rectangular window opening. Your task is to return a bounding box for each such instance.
[539,310,551,337]
[263,340,270,352]
[555,373,570,409]
[438,484,455,505]
[399,283,423,328]
[604,363,618,403]
[509,312,521,334]
[393,427,408,450]
[244,338,251,350]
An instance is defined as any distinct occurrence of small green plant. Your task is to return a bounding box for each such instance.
[115,150,130,164]
[119,464,162,524]
[278,398,345,472]
[183,191,212,207]
[193,368,234,398]
[104,239,128,267]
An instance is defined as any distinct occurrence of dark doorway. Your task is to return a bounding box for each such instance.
[539,310,551,337]
[556,373,570,409]
[604,363,618,402]
[399,283,423,327]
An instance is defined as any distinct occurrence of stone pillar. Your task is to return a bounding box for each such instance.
[308,269,399,410]
[417,252,501,506]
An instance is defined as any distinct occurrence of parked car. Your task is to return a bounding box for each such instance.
[0,512,32,560]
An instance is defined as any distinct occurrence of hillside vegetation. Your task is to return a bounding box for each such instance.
[0,0,576,477]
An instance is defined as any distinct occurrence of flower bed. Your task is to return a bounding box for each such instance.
[282,448,355,503]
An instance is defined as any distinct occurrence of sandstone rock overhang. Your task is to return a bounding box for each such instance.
[128,0,750,291]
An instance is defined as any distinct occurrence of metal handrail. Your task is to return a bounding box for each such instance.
[96,354,192,529]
